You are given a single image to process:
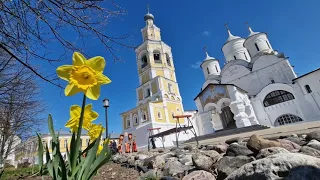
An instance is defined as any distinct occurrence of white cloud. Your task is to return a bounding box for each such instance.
[202,31,210,36]
[191,61,202,69]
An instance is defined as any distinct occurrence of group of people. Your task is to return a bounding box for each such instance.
[108,134,138,154]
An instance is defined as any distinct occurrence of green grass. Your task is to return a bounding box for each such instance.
[1,165,40,180]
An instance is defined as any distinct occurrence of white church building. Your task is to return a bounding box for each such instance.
[194,25,320,136]
[121,10,320,148]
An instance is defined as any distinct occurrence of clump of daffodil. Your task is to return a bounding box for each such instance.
[65,104,98,132]
[88,123,105,141]
[56,52,111,100]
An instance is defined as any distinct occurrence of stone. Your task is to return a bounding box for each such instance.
[226,143,253,156]
[285,166,320,180]
[256,147,290,159]
[306,131,320,141]
[178,154,193,165]
[140,169,164,180]
[163,160,192,176]
[247,134,282,154]
[160,176,177,180]
[170,147,179,151]
[174,149,185,158]
[192,153,215,171]
[214,155,255,180]
[225,153,320,180]
[160,152,175,159]
[148,155,166,169]
[205,145,214,150]
[283,136,306,146]
[299,146,320,157]
[210,144,228,153]
[135,154,149,161]
[225,137,241,145]
[158,149,164,153]
[182,170,216,180]
[183,145,193,151]
[307,140,320,151]
[200,150,221,163]
[301,134,307,139]
[277,139,301,151]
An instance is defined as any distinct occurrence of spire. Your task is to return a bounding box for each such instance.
[144,4,154,21]
[245,21,259,37]
[203,46,215,61]
[224,22,240,43]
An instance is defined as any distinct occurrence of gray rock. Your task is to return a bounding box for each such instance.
[225,153,320,180]
[226,143,253,156]
[214,156,255,180]
[209,144,228,153]
[225,137,241,145]
[285,165,320,180]
[135,153,149,160]
[148,155,166,169]
[163,160,192,176]
[200,150,221,163]
[277,139,301,151]
[160,176,177,180]
[182,170,216,180]
[192,153,215,171]
[256,147,290,159]
[174,149,185,158]
[205,145,214,150]
[170,147,179,151]
[299,146,320,157]
[307,140,320,151]
[247,134,282,154]
[179,154,193,165]
[165,157,178,162]
[160,151,175,159]
[183,145,193,151]
[301,134,307,139]
[158,149,165,153]
[140,169,164,180]
[283,137,306,146]
[306,131,320,141]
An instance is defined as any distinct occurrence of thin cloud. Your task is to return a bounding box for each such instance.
[202,31,210,36]
[191,61,202,69]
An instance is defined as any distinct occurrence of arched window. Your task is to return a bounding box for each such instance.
[157,110,162,119]
[207,67,210,74]
[305,85,312,93]
[154,50,161,63]
[274,114,303,126]
[133,114,138,124]
[142,111,147,122]
[263,90,295,107]
[126,117,131,128]
[141,55,148,68]
[166,54,171,66]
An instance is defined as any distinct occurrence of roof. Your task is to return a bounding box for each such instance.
[292,68,320,81]
[194,83,248,100]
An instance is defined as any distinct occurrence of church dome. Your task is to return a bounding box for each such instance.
[144,13,154,21]
[225,30,242,43]
[247,26,260,37]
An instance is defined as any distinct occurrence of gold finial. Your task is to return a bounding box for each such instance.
[147,4,150,14]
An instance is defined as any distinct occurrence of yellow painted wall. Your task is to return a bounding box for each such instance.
[156,70,164,77]
[153,106,166,123]
[138,89,143,100]
[151,81,157,94]
[166,102,184,124]
[141,72,150,84]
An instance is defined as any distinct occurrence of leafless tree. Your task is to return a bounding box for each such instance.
[0,0,133,87]
[0,47,44,166]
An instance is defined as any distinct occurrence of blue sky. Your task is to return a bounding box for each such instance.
[38,0,320,134]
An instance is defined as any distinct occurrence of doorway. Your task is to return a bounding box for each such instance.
[220,106,236,129]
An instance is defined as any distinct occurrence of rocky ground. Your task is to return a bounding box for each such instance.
[111,130,320,180]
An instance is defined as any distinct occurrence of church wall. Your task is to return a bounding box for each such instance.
[166,102,184,124]
[138,89,143,100]
[141,72,150,84]
[151,81,158,94]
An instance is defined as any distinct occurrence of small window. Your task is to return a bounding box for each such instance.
[177,108,180,112]
[305,85,312,93]
[168,83,173,93]
[157,110,162,119]
[255,43,260,51]
[64,139,68,148]
[207,67,210,74]
[244,52,248,60]
[126,117,131,127]
[145,88,151,97]
[215,65,218,72]
[166,54,171,66]
[134,115,138,124]
[154,51,160,62]
[266,41,271,49]
[271,79,275,83]
[142,112,147,122]
[234,55,237,60]
[141,55,148,68]
[274,114,303,126]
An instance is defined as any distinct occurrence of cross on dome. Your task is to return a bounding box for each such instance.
[245,21,259,37]
[224,22,241,43]
[144,4,154,21]
[203,46,215,61]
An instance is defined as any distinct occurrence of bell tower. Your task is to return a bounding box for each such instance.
[120,8,186,148]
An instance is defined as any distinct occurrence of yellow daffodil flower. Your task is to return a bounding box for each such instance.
[88,123,105,141]
[97,145,103,154]
[56,52,111,100]
[65,104,99,132]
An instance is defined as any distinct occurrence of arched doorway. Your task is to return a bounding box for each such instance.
[220,105,236,129]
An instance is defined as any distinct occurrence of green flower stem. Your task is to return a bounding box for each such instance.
[72,94,86,171]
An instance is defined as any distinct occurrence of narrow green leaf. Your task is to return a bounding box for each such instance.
[69,132,76,171]
[45,143,51,163]
[80,140,96,156]
[48,114,57,142]
[36,132,44,174]
[88,144,112,179]
[46,161,55,178]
